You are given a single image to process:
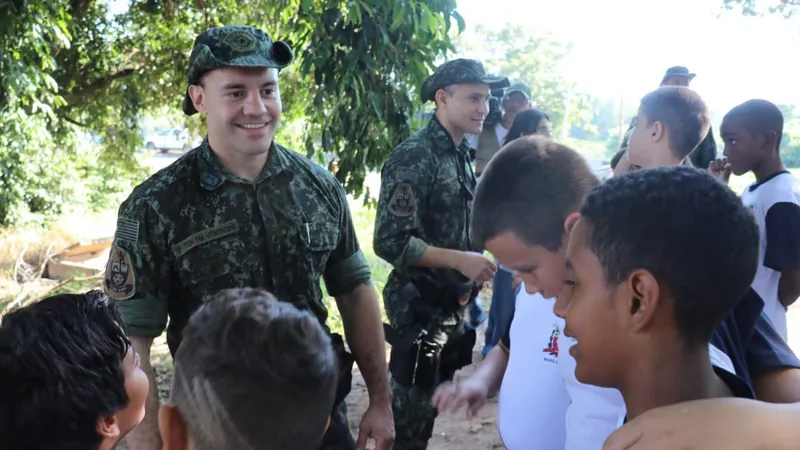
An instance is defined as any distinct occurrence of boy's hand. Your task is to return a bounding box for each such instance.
[432,378,489,419]
[708,158,732,184]
[603,398,800,450]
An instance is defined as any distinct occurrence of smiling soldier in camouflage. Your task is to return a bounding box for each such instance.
[373,59,507,449]
[105,25,393,450]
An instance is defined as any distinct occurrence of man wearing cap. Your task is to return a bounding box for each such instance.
[105,25,393,450]
[612,66,717,171]
[471,82,532,176]
[373,59,507,449]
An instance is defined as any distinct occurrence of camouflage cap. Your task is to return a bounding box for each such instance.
[420,59,509,103]
[505,82,532,100]
[182,25,294,115]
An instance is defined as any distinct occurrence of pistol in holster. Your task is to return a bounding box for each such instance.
[383,279,482,391]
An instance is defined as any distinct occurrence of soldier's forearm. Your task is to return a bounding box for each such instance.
[412,245,464,271]
[125,337,163,450]
[335,284,392,405]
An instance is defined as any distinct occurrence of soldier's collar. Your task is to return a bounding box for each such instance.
[198,140,292,190]
[427,116,471,155]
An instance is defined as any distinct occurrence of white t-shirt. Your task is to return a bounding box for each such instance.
[498,289,744,450]
[740,170,800,340]
[497,289,569,450]
[495,123,509,145]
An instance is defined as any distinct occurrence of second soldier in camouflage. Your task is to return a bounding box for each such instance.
[373,59,507,449]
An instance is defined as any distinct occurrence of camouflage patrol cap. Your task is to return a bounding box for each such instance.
[182,25,294,115]
[420,59,509,103]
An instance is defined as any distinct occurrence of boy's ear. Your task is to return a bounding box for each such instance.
[564,212,581,235]
[96,414,121,442]
[651,121,666,143]
[159,404,190,450]
[624,269,661,333]
[325,415,331,435]
[764,130,779,150]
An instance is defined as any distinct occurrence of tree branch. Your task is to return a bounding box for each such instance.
[63,68,137,108]
[61,115,90,128]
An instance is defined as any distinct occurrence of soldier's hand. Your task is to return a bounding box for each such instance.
[456,252,497,284]
[708,158,732,184]
[432,378,489,419]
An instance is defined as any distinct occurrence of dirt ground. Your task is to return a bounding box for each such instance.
[342,323,505,450]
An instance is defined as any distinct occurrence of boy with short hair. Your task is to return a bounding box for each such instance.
[435,136,625,450]
[555,166,758,422]
[435,135,800,449]
[0,290,149,450]
[158,288,338,450]
[712,99,800,340]
[624,86,711,171]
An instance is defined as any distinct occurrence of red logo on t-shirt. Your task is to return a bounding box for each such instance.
[543,326,560,357]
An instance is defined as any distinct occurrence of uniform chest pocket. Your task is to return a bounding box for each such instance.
[300,222,339,251]
[296,222,340,276]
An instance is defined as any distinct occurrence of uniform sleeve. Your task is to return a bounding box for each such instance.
[323,181,371,297]
[373,148,433,270]
[764,202,800,271]
[103,196,171,338]
[746,310,800,376]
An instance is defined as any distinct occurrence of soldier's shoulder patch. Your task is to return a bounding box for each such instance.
[104,247,136,300]
[115,217,140,243]
[388,182,415,217]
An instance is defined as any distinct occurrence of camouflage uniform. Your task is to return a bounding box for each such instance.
[373,59,507,450]
[104,26,369,450]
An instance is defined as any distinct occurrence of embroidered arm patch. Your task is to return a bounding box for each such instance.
[115,217,140,243]
[104,247,136,300]
[388,183,415,217]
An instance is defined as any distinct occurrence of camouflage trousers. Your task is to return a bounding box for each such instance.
[318,400,356,450]
[384,276,471,450]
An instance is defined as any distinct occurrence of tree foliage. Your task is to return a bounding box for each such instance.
[723,0,800,17]
[453,24,592,137]
[0,0,464,225]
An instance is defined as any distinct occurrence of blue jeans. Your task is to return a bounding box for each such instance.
[482,268,516,356]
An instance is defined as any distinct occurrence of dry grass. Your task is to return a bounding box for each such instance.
[0,211,117,311]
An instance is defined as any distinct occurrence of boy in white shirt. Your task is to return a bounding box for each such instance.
[711,99,800,340]
[433,137,625,450]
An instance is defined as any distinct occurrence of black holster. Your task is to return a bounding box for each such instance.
[439,328,477,383]
[330,333,354,406]
[384,278,483,391]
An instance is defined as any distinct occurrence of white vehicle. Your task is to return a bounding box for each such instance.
[144,128,198,153]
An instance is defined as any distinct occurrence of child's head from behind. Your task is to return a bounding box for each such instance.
[721,99,784,176]
[554,166,759,388]
[0,290,148,450]
[159,288,337,450]
[627,86,710,169]
[473,135,600,298]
